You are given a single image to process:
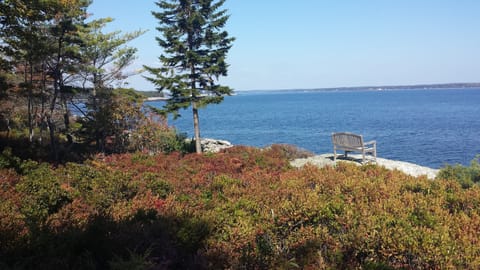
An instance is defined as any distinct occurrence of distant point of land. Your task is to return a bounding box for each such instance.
[241,82,480,93]
[137,82,480,98]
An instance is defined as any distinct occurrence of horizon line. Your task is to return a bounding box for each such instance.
[234,82,480,92]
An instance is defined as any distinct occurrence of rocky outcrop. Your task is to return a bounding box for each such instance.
[291,153,439,179]
[200,138,233,153]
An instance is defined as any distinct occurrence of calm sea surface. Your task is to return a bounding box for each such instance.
[150,88,480,168]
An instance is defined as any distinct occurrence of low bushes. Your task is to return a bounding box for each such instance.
[437,156,480,188]
[1,146,480,269]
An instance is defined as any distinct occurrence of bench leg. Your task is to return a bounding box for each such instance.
[333,146,337,162]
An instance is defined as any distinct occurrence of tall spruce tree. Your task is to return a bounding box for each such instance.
[145,0,234,153]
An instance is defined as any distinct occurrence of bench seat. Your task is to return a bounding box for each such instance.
[331,132,377,163]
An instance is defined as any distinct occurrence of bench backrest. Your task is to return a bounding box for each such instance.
[332,132,364,148]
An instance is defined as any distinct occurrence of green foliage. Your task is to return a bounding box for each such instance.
[75,88,188,155]
[0,0,93,161]
[1,146,480,269]
[145,0,235,113]
[0,147,22,171]
[267,143,315,160]
[128,116,190,154]
[175,217,211,253]
[145,0,235,153]
[16,162,72,225]
[75,17,145,153]
[0,147,41,174]
[145,175,173,199]
[437,155,480,188]
[108,249,153,270]
[0,0,151,160]
[77,17,144,92]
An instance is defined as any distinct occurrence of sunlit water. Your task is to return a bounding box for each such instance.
[149,88,480,168]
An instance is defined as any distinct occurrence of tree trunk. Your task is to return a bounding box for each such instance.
[40,64,47,144]
[92,77,102,152]
[48,35,64,163]
[47,114,58,162]
[49,76,60,163]
[189,50,202,153]
[192,101,202,154]
[62,97,73,144]
[27,61,34,142]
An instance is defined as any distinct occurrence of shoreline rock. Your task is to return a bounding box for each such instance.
[291,153,439,179]
[200,138,233,153]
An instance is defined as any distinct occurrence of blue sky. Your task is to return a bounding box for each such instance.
[88,0,480,91]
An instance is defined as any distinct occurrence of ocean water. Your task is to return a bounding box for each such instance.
[149,88,480,168]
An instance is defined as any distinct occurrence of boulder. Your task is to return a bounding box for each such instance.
[291,153,439,180]
[200,138,233,153]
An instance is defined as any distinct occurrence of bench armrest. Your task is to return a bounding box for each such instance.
[364,140,376,146]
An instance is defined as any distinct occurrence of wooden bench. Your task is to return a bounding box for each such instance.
[331,132,377,163]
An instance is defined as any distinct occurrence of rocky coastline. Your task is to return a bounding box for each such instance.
[291,154,439,179]
[203,139,439,179]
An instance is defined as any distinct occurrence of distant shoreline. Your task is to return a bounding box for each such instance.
[238,82,480,93]
[140,82,480,99]
[145,96,169,101]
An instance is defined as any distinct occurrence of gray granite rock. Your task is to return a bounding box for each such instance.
[200,138,233,153]
[291,153,439,179]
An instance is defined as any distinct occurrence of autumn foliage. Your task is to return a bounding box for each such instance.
[1,145,480,269]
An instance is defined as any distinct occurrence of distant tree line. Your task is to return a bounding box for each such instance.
[139,91,165,98]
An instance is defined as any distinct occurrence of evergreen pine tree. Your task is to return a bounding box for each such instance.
[145,0,235,153]
[76,18,144,152]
